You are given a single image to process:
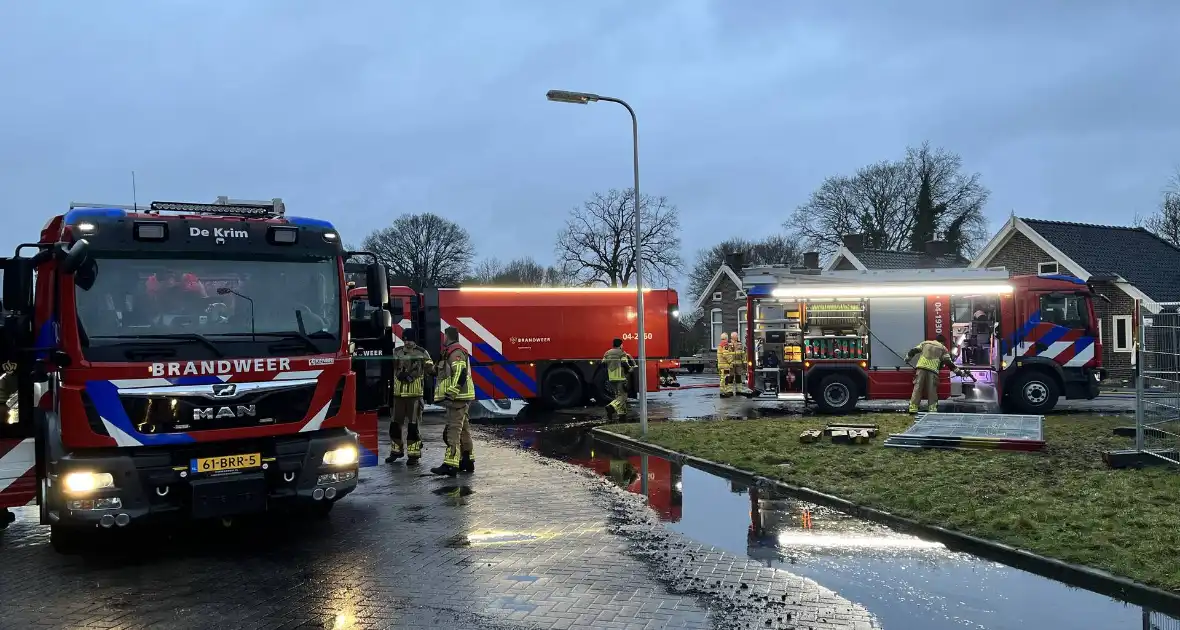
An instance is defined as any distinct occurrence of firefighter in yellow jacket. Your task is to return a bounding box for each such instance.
[717,332,733,398]
[905,334,965,413]
[386,328,434,465]
[431,326,476,477]
[602,338,636,421]
[727,330,760,397]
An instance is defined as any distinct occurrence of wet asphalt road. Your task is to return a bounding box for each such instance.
[0,378,1147,629]
[0,413,879,630]
[514,429,1167,630]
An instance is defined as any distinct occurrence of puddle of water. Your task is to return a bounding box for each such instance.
[499,421,1178,630]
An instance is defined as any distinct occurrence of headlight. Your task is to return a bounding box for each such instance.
[323,445,358,466]
[63,471,115,494]
[671,309,680,318]
[5,407,16,425]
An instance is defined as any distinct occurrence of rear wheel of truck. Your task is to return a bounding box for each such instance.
[542,366,584,408]
[1010,369,1059,414]
[691,365,705,374]
[813,373,859,414]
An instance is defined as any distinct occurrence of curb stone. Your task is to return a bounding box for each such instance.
[591,427,1180,618]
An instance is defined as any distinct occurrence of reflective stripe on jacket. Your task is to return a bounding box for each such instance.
[728,342,746,369]
[602,347,634,382]
[391,344,434,398]
[439,344,476,401]
[913,340,951,373]
[716,342,729,370]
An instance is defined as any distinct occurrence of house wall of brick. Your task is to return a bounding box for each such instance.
[984,233,1137,385]
[705,274,747,349]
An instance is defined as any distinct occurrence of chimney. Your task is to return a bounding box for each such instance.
[724,251,746,272]
[841,233,865,253]
[924,240,950,257]
[802,252,820,269]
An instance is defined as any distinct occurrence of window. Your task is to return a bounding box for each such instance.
[712,291,722,302]
[1113,315,1133,353]
[1038,261,1060,275]
[737,307,748,344]
[736,290,747,300]
[1039,293,1088,329]
[74,255,342,362]
[1096,317,1102,347]
[710,308,723,349]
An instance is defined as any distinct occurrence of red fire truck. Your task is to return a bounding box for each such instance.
[0,197,391,549]
[741,268,1105,414]
[348,286,681,409]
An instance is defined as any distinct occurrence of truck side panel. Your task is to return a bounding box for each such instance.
[436,289,674,362]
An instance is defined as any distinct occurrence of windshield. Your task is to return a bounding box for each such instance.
[74,256,342,361]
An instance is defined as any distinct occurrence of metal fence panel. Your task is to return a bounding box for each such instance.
[1146,608,1180,630]
[1137,304,1180,465]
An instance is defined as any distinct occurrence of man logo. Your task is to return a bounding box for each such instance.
[211,383,238,398]
[193,405,256,420]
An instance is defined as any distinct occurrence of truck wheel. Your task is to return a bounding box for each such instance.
[50,524,88,554]
[0,508,14,530]
[1011,370,1059,414]
[692,365,705,374]
[814,373,859,414]
[542,366,584,408]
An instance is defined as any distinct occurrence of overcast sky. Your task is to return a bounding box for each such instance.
[2,1,1177,291]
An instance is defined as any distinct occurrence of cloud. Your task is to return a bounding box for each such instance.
[0,0,1176,294]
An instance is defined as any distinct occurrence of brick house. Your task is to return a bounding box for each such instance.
[692,263,748,350]
[971,216,1180,384]
[824,234,970,270]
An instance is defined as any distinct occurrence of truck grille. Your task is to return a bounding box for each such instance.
[119,384,317,434]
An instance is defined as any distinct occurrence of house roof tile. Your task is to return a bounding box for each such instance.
[1021,218,1180,302]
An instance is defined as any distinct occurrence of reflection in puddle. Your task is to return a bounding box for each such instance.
[501,422,1179,630]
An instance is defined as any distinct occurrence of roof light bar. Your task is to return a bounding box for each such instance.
[770,282,1013,299]
[149,196,285,218]
[458,286,654,293]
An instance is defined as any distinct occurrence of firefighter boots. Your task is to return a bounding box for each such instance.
[430,462,459,477]
[459,453,475,474]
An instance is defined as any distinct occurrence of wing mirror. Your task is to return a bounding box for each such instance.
[369,308,392,333]
[365,262,389,308]
[59,239,91,275]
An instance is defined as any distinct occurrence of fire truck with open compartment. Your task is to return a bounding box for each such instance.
[739,267,1106,414]
[0,197,392,549]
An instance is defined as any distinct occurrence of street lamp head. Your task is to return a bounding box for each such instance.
[546,89,599,105]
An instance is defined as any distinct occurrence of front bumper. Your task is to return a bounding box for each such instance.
[48,428,359,528]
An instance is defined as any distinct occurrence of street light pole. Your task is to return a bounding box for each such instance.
[547,89,648,437]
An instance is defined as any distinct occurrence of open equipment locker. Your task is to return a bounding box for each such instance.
[740,269,1013,413]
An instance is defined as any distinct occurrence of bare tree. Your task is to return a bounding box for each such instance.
[468,258,503,285]
[466,257,582,287]
[554,188,683,288]
[1143,170,1180,247]
[360,213,475,292]
[687,234,802,309]
[789,143,990,258]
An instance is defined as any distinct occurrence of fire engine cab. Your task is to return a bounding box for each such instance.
[0,197,391,550]
[741,267,1105,414]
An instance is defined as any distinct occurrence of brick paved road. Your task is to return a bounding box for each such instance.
[0,416,879,630]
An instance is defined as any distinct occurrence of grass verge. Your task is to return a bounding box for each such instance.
[606,413,1180,592]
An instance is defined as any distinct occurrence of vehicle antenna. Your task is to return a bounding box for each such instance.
[131,171,138,211]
